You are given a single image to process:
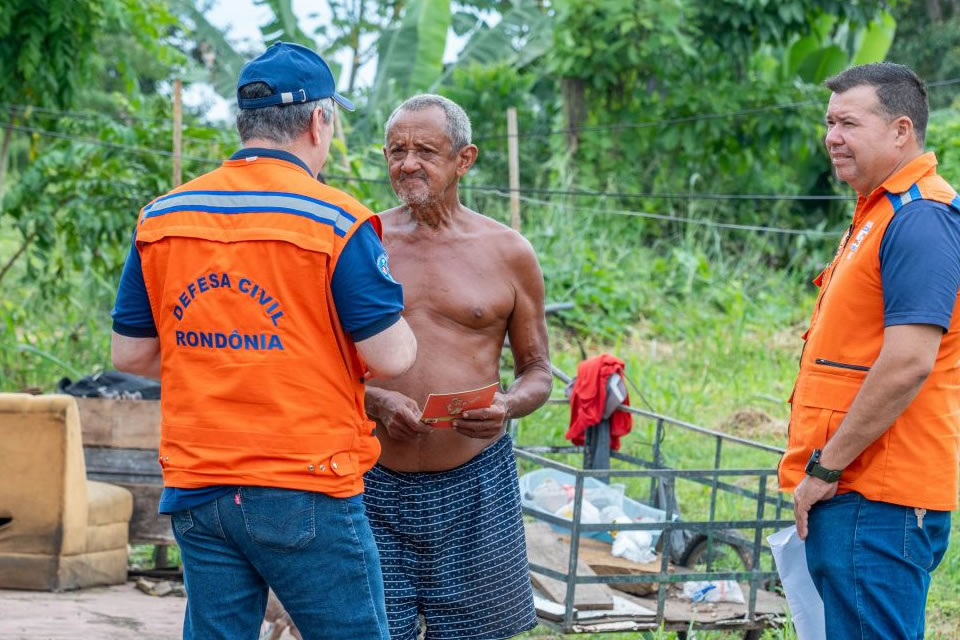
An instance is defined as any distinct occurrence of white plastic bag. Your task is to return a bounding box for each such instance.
[767,526,826,640]
[681,580,745,604]
[532,478,569,512]
[554,498,601,523]
[609,515,656,563]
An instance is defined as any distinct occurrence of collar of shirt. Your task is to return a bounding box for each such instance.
[229,147,312,176]
[880,151,938,195]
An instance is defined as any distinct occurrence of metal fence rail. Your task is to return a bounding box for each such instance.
[514,360,794,634]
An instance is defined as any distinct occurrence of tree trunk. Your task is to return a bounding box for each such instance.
[0,107,15,205]
[347,0,365,92]
[0,232,35,286]
[562,77,586,157]
[926,0,943,21]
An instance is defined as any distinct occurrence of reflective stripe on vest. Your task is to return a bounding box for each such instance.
[886,183,960,214]
[142,190,356,237]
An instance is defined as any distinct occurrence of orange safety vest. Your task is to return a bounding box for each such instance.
[779,153,960,511]
[136,154,381,497]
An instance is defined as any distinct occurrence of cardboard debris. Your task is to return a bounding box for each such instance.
[525,522,614,610]
[559,532,670,596]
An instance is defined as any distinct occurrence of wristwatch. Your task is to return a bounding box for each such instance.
[805,448,843,483]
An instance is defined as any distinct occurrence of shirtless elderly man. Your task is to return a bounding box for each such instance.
[363,94,553,640]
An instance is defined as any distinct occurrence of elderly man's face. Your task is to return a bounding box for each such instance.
[384,107,462,206]
[824,85,906,195]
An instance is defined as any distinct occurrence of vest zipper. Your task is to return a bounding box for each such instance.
[814,223,854,317]
[815,358,871,372]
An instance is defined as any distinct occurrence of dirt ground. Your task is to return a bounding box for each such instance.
[0,582,296,640]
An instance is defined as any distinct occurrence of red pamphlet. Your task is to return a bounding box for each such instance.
[419,381,499,426]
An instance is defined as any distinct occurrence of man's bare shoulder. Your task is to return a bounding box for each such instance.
[464,208,539,261]
[376,206,412,232]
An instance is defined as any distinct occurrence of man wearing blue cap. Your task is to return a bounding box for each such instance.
[110,42,416,639]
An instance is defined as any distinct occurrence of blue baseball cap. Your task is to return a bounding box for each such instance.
[237,42,355,112]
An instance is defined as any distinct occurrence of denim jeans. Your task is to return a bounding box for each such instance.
[171,487,390,640]
[805,491,951,639]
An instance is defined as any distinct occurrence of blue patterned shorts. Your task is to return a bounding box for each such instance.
[363,434,537,640]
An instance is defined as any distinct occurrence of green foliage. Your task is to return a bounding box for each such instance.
[0,0,171,109]
[695,0,888,72]
[887,0,960,109]
[549,0,696,97]
[928,110,960,185]
[781,9,896,84]
[256,0,315,48]
[430,0,553,91]
[173,0,250,100]
[369,0,451,113]
[1,104,235,293]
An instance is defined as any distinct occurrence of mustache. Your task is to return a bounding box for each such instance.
[398,172,428,181]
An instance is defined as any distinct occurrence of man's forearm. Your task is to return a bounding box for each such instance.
[364,385,394,423]
[503,361,553,419]
[820,354,931,471]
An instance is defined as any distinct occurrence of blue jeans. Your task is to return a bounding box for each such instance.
[805,491,951,639]
[171,487,390,640]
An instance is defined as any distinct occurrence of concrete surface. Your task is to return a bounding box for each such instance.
[0,582,296,639]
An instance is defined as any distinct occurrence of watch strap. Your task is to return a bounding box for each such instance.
[807,463,842,483]
[805,448,842,483]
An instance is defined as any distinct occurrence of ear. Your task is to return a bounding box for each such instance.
[310,107,324,146]
[893,115,915,149]
[456,144,479,177]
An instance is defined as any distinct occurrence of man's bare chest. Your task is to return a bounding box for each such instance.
[387,249,514,330]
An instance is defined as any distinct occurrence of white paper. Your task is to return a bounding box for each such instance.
[768,526,826,640]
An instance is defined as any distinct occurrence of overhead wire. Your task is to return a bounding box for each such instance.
[0,121,851,235]
[2,74,957,147]
[472,76,960,141]
[4,121,855,204]
[481,189,843,236]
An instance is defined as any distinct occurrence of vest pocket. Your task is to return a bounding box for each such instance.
[787,405,835,452]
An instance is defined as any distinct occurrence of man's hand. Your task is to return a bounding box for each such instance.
[374,389,432,440]
[453,392,508,439]
[793,476,839,540]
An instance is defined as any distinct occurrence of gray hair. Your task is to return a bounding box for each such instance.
[236,82,334,144]
[384,94,472,152]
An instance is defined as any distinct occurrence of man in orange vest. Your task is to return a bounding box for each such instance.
[779,63,959,637]
[111,42,417,640]
[362,94,553,640]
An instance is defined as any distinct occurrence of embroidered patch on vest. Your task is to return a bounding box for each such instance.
[846,221,873,258]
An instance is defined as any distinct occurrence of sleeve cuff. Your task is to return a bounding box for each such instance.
[349,313,401,342]
[883,313,951,332]
[112,320,159,338]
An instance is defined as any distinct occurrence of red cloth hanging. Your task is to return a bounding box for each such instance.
[565,354,633,450]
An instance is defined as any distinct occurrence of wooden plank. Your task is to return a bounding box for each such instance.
[84,446,162,485]
[525,522,614,611]
[122,483,174,545]
[172,78,182,187]
[506,106,521,231]
[81,447,170,545]
[76,398,161,450]
[560,533,667,596]
[624,586,787,624]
